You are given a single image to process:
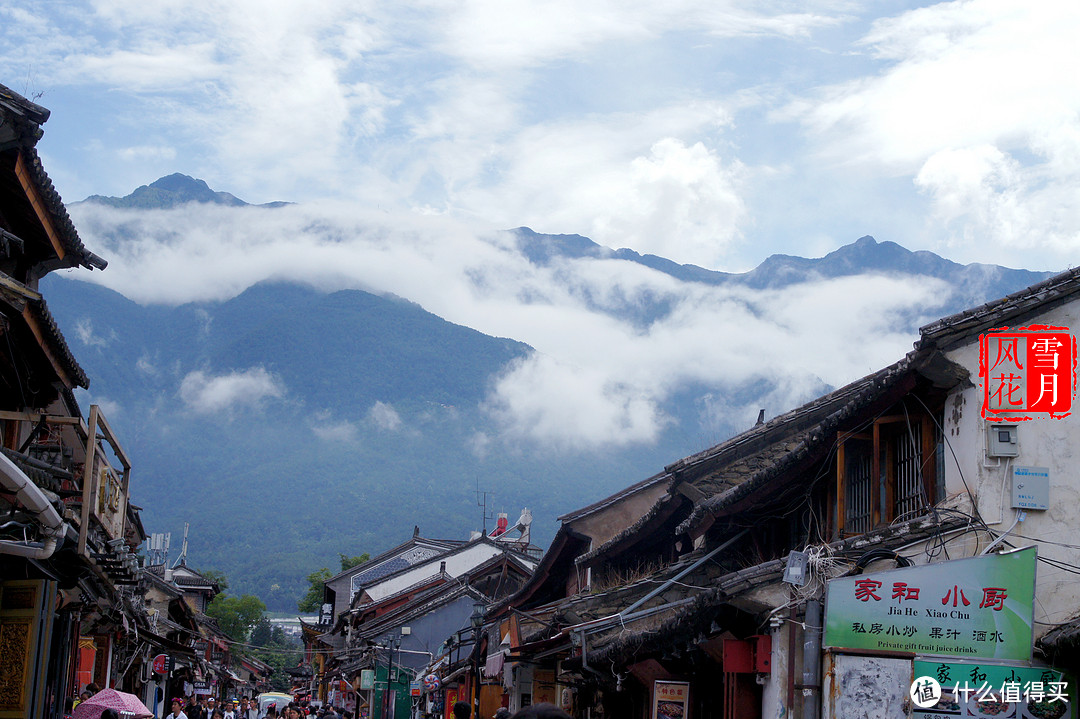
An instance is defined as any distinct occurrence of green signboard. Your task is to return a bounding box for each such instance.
[912,660,1074,719]
[824,547,1036,660]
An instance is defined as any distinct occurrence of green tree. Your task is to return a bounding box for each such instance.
[297,567,333,613]
[296,552,369,613]
[250,617,272,647]
[199,569,229,592]
[339,552,370,571]
[206,593,266,640]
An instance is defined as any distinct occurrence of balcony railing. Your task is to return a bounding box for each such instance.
[0,404,133,559]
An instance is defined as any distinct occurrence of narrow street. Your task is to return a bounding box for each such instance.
[5,8,1080,718]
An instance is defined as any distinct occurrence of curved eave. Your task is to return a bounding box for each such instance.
[16,148,107,273]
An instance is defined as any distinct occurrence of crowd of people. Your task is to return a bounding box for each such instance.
[451,701,570,719]
[167,697,354,719]
[70,684,567,719]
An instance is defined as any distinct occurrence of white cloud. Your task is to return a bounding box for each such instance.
[437,0,843,70]
[368,401,403,431]
[449,104,744,267]
[74,318,113,347]
[66,201,960,448]
[178,367,284,414]
[90,397,124,419]
[310,411,360,443]
[135,354,158,376]
[485,354,669,450]
[789,1,1080,267]
[119,145,178,162]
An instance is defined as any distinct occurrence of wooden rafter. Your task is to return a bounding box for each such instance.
[13,151,66,261]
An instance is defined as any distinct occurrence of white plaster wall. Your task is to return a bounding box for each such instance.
[940,300,1080,632]
[363,543,538,603]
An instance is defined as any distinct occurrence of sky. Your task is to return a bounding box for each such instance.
[5,0,1080,451]
[5,0,1079,273]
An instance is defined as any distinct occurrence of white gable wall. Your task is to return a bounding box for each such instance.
[939,298,1080,633]
[361,542,537,604]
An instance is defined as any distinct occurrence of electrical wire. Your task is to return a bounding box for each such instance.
[981,509,1024,555]
[910,393,988,528]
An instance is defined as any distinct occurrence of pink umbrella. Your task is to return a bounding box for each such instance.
[73,689,155,719]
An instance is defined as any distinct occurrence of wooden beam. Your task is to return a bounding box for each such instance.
[0,411,80,425]
[13,151,66,261]
[873,415,910,424]
[675,481,706,503]
[836,438,846,538]
[77,404,99,557]
[21,304,73,388]
[884,429,895,523]
[0,271,41,302]
[94,410,131,471]
[871,421,881,528]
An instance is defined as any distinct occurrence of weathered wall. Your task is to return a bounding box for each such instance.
[821,653,910,719]
[569,480,671,548]
[940,299,1080,632]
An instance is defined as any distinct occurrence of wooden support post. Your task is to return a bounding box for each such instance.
[77,404,99,557]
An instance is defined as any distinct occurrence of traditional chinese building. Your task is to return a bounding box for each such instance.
[0,82,154,718]
[494,266,1080,719]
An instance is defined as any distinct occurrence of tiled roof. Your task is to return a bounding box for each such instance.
[32,297,89,388]
[352,557,410,585]
[676,356,918,536]
[20,147,107,271]
[327,536,460,584]
[557,470,670,523]
[919,265,1080,351]
[0,84,107,273]
[584,514,967,666]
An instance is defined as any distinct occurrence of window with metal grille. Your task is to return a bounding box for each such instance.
[892,424,924,521]
[836,409,941,538]
[844,439,874,535]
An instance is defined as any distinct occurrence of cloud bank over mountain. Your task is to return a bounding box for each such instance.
[67,200,967,449]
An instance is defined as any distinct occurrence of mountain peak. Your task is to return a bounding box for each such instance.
[148,173,215,195]
[78,175,289,210]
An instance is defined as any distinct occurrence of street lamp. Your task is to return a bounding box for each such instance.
[470,601,485,719]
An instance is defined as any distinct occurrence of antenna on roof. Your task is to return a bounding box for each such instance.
[475,478,495,536]
[172,523,189,568]
[146,532,171,567]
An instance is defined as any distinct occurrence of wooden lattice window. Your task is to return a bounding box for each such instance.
[836,410,940,537]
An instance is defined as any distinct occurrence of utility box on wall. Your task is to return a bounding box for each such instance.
[1011,466,1050,510]
[722,636,772,674]
[987,424,1019,457]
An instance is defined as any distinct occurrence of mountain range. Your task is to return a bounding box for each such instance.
[44,175,1053,610]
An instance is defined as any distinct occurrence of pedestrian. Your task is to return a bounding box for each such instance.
[187,697,205,719]
[238,697,258,719]
[452,702,471,719]
[211,709,224,719]
[224,702,236,719]
[494,709,511,719]
[170,699,189,719]
[509,706,571,719]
